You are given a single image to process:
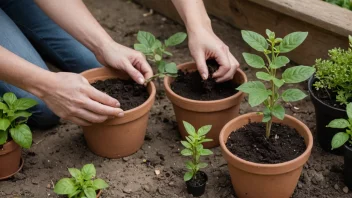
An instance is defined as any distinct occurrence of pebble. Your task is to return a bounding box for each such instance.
[122,157,130,162]
[143,184,150,192]
[46,184,51,189]
[343,186,349,193]
[334,184,339,190]
[297,183,303,189]
[31,178,39,185]
[168,181,175,186]
[312,172,324,185]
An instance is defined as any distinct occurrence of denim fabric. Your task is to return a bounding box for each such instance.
[0,0,101,129]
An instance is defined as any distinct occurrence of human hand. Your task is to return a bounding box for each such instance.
[188,27,239,82]
[41,72,123,126]
[95,41,153,84]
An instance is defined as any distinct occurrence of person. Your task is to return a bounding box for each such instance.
[0,0,239,128]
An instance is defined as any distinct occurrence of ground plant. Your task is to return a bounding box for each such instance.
[54,164,109,198]
[134,31,187,84]
[0,92,37,148]
[180,121,213,181]
[313,36,352,105]
[328,103,352,149]
[237,29,315,138]
[324,0,352,10]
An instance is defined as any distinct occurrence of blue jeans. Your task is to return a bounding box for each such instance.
[0,0,101,129]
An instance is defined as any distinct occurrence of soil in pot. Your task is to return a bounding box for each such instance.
[312,87,346,110]
[171,59,239,101]
[186,171,208,197]
[226,122,306,164]
[92,79,149,110]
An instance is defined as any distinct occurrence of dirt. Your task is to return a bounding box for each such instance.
[0,0,351,197]
[171,60,239,101]
[92,79,149,111]
[226,122,306,164]
[312,87,346,110]
[186,171,207,188]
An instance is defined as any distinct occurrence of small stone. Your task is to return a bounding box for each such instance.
[334,184,339,190]
[312,172,324,185]
[143,184,150,192]
[155,169,160,176]
[168,181,175,186]
[46,184,51,189]
[343,186,349,193]
[297,183,303,189]
[31,178,39,185]
[122,157,130,162]
[123,187,132,194]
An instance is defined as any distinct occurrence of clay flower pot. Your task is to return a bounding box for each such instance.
[81,67,156,158]
[164,62,247,148]
[0,140,23,179]
[219,112,313,198]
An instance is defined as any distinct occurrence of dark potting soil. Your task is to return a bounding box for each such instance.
[91,79,149,111]
[186,171,207,187]
[171,59,239,101]
[312,87,346,110]
[226,122,306,164]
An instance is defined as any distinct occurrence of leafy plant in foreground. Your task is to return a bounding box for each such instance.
[54,164,108,198]
[237,30,315,138]
[134,31,187,84]
[328,103,352,149]
[0,92,37,148]
[324,0,352,10]
[180,121,213,181]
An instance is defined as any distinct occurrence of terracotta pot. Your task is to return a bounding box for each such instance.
[164,62,247,148]
[0,140,22,179]
[219,112,313,198]
[81,67,156,158]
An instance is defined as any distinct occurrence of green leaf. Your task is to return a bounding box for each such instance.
[154,54,162,61]
[163,51,173,56]
[185,161,195,170]
[10,124,32,149]
[84,188,96,198]
[181,141,192,149]
[241,30,268,52]
[68,168,81,179]
[68,190,81,198]
[347,103,352,120]
[327,119,350,129]
[165,62,177,74]
[165,32,187,47]
[54,178,77,195]
[137,31,155,47]
[3,92,17,107]
[262,107,272,122]
[248,90,270,107]
[0,102,8,110]
[183,121,196,136]
[13,98,37,110]
[81,164,96,180]
[236,81,266,94]
[279,32,308,53]
[181,148,193,156]
[9,111,32,122]
[0,130,8,145]
[200,149,213,156]
[266,29,275,39]
[282,89,307,102]
[270,56,290,69]
[199,138,213,143]
[282,66,315,83]
[197,163,208,169]
[184,172,193,181]
[151,39,162,50]
[93,179,109,190]
[134,43,151,54]
[197,125,212,136]
[242,53,265,68]
[331,132,350,149]
[271,104,285,120]
[0,118,10,131]
[273,78,285,88]
[256,72,272,81]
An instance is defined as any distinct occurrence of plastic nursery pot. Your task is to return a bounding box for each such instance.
[80,67,156,159]
[0,140,22,179]
[186,171,208,197]
[164,62,247,148]
[219,112,313,198]
[308,76,346,155]
[344,144,352,189]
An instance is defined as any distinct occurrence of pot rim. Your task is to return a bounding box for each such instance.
[0,140,20,155]
[219,112,313,173]
[164,61,247,105]
[308,76,345,112]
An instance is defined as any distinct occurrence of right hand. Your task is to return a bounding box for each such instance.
[41,72,123,126]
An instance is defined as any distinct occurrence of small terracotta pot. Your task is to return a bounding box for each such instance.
[219,113,313,198]
[164,62,247,148]
[81,67,156,158]
[0,140,22,179]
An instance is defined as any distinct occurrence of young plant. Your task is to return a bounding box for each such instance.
[313,36,352,105]
[134,31,187,84]
[54,164,109,198]
[237,30,315,138]
[0,92,37,148]
[328,103,352,149]
[180,121,213,181]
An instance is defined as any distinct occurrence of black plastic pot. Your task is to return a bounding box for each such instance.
[186,171,208,197]
[344,144,352,189]
[308,76,346,155]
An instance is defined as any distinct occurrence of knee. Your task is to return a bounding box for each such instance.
[67,46,102,73]
[28,100,60,129]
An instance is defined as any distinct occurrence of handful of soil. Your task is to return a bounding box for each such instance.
[171,59,238,101]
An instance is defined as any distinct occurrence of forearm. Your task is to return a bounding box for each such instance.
[0,46,55,98]
[34,0,112,56]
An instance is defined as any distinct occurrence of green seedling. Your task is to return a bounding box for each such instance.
[54,164,109,198]
[134,31,187,84]
[0,92,37,148]
[180,121,213,181]
[328,103,352,149]
[237,29,315,138]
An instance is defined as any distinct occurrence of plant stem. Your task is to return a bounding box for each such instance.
[266,119,272,138]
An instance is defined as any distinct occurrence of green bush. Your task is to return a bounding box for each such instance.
[324,0,352,10]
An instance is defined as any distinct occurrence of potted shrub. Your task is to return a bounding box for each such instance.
[0,92,37,179]
[54,164,108,198]
[308,36,352,154]
[327,103,352,189]
[180,121,213,197]
[219,29,315,197]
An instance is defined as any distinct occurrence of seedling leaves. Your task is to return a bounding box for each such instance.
[331,132,350,149]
